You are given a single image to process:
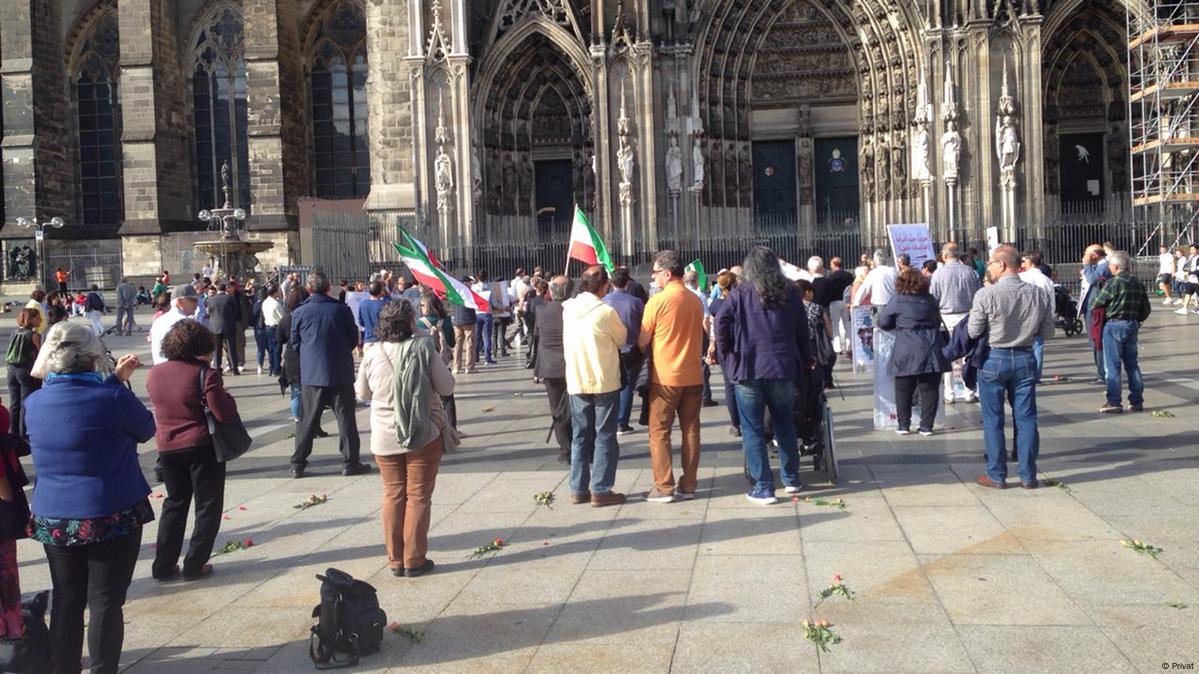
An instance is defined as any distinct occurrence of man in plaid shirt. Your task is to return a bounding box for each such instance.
[1090,251,1151,413]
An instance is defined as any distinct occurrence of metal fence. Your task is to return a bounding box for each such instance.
[44,245,123,291]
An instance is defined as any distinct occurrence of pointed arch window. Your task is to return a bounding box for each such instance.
[192,5,250,212]
[308,1,370,198]
[72,11,122,230]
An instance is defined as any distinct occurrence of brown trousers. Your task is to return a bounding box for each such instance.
[452,324,477,372]
[375,437,444,570]
[647,384,703,494]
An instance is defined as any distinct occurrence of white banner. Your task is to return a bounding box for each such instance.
[887,223,935,270]
[345,291,369,329]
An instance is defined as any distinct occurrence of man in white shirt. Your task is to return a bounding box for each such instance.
[1157,245,1177,305]
[852,249,897,307]
[149,284,201,364]
[1019,251,1056,383]
[262,284,284,375]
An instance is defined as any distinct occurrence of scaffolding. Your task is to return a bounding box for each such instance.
[1128,0,1199,251]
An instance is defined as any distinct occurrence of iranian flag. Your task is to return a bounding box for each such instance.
[394,230,488,312]
[567,206,615,272]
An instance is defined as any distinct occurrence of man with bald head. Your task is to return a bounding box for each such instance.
[968,244,1055,490]
[1080,244,1112,383]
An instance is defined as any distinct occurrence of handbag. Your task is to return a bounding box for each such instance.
[198,365,253,462]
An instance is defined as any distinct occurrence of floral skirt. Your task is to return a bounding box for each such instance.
[0,539,22,639]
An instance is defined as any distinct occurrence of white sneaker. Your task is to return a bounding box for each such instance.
[1175,308,1190,315]
[919,429,934,437]
[783,485,803,494]
[896,429,912,436]
[944,397,955,404]
[256,366,263,375]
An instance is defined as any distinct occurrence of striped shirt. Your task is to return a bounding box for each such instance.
[930,260,982,313]
[967,274,1054,348]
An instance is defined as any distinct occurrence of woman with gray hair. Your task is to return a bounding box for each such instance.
[23,321,154,674]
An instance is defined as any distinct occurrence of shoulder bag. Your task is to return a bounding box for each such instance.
[198,365,253,462]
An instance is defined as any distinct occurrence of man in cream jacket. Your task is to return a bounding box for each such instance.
[562,265,628,507]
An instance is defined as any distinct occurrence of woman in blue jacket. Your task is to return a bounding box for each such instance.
[25,321,154,674]
[878,268,952,436]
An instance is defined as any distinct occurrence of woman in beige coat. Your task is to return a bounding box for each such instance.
[355,300,456,577]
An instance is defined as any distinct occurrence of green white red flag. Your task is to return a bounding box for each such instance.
[394,229,488,311]
[567,206,615,272]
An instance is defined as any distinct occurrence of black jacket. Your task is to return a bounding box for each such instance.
[877,293,951,377]
[533,301,566,380]
[206,293,241,336]
[276,312,301,389]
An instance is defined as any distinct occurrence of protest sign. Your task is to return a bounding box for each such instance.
[887,223,935,269]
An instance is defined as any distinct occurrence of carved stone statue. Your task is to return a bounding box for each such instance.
[913,124,931,182]
[996,114,1021,188]
[435,148,454,214]
[941,120,962,182]
[617,140,636,206]
[665,135,684,194]
[471,145,482,205]
[691,139,705,192]
[860,134,875,200]
[891,132,907,187]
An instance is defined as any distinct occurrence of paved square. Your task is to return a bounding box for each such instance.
[11,310,1199,673]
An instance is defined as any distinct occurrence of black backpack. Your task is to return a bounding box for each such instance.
[309,568,387,669]
[0,591,52,673]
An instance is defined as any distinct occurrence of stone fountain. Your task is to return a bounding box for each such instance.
[193,162,274,282]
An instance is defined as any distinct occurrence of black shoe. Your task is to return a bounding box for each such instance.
[390,567,405,577]
[729,426,742,437]
[557,452,570,463]
[405,559,435,577]
[182,564,214,581]
[702,399,719,407]
[290,467,306,479]
[314,428,330,438]
[342,462,372,476]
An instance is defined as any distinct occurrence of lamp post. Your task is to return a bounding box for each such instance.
[16,215,65,289]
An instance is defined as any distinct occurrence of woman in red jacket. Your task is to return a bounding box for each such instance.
[145,320,240,581]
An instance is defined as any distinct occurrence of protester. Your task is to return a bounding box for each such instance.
[1019,251,1055,382]
[206,284,242,375]
[852,249,897,308]
[277,287,317,428]
[534,276,572,462]
[930,243,981,403]
[715,246,815,504]
[706,271,740,436]
[683,269,717,407]
[146,320,239,582]
[1090,251,1150,413]
[356,300,456,577]
[824,257,855,354]
[896,253,912,274]
[6,308,43,436]
[639,250,706,503]
[878,269,951,436]
[562,266,627,507]
[45,292,69,328]
[921,259,938,277]
[357,280,391,352]
[968,245,1054,489]
[115,277,138,336]
[150,285,200,364]
[418,293,457,429]
[489,276,515,357]
[290,271,370,478]
[523,278,547,370]
[603,267,645,436]
[1080,244,1112,382]
[450,283,478,375]
[233,283,253,369]
[473,272,498,365]
[24,322,153,674]
[1176,244,1199,315]
[797,278,835,387]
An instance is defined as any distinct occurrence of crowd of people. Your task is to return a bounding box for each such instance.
[0,234,1168,671]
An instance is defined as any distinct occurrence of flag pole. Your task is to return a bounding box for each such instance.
[564,204,576,276]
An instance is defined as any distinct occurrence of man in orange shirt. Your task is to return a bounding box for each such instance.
[638,250,705,502]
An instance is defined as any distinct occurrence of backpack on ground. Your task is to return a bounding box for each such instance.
[309,568,387,670]
[0,591,52,673]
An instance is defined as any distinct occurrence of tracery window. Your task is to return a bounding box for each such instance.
[192,4,251,212]
[308,0,370,198]
[73,11,122,230]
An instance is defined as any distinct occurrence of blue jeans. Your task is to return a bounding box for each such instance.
[568,391,620,495]
[1102,320,1144,406]
[289,384,302,419]
[1032,335,1044,383]
[476,313,494,363]
[255,327,279,372]
[977,348,1039,483]
[735,379,800,492]
[616,350,641,428]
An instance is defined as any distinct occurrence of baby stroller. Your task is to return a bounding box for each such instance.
[1053,286,1083,337]
[744,366,839,485]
